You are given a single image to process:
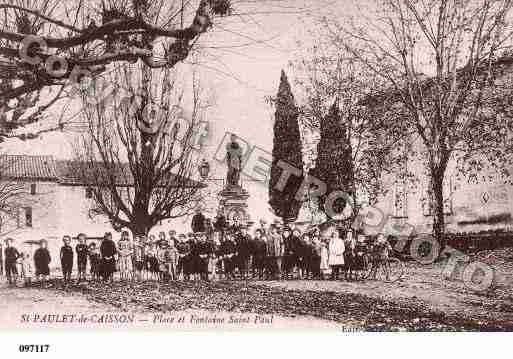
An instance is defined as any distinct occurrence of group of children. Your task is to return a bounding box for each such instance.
[2,223,394,286]
[3,237,52,287]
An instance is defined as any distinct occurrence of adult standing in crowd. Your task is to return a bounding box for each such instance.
[191,209,206,233]
[266,224,284,280]
[282,228,296,279]
[236,227,252,280]
[328,228,345,280]
[214,209,227,241]
[100,232,117,283]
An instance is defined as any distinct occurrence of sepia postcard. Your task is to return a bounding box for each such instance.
[1,0,513,350]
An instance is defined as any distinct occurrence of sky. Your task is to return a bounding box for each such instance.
[4,0,343,156]
[2,0,346,224]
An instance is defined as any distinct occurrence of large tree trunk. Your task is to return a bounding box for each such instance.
[130,217,152,237]
[430,166,447,252]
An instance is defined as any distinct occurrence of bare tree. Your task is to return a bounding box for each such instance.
[293,39,410,222]
[0,0,233,139]
[0,1,332,141]
[0,0,69,140]
[328,0,513,247]
[73,64,208,236]
[0,155,31,235]
[0,0,233,97]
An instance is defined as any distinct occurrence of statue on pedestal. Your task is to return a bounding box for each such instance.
[226,134,243,187]
[218,134,252,228]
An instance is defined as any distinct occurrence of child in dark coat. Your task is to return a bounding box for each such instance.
[34,239,51,287]
[88,242,101,281]
[4,238,20,285]
[60,236,74,284]
[76,233,88,282]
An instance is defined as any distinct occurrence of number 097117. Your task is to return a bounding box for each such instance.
[18,344,50,353]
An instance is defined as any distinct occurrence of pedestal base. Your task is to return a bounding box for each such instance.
[218,185,252,227]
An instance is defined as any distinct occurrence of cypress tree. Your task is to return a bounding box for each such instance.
[310,98,354,219]
[269,70,304,223]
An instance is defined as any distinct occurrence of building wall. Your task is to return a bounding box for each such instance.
[55,185,114,238]
[0,182,120,269]
[0,180,60,263]
[377,170,513,236]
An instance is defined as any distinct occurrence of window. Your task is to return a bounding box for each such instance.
[85,187,93,199]
[30,183,36,195]
[393,183,408,219]
[25,207,32,227]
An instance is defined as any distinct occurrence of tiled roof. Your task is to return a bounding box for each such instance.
[0,155,204,188]
[56,160,204,188]
[56,160,134,186]
[0,155,58,181]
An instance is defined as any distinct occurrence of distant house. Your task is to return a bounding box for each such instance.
[0,154,203,259]
[351,56,513,237]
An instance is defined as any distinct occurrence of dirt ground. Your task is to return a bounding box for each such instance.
[1,249,511,331]
[262,260,513,326]
[0,283,338,330]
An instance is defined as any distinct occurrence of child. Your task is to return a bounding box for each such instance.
[76,233,88,282]
[133,235,145,282]
[166,239,179,281]
[176,234,190,281]
[34,239,51,287]
[118,231,133,281]
[156,241,168,282]
[16,253,32,287]
[320,237,329,280]
[344,231,356,281]
[370,233,393,281]
[297,233,312,279]
[4,238,20,285]
[24,253,34,287]
[88,242,101,281]
[328,228,345,280]
[60,236,74,285]
[352,234,367,280]
[145,242,158,280]
[311,234,323,279]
